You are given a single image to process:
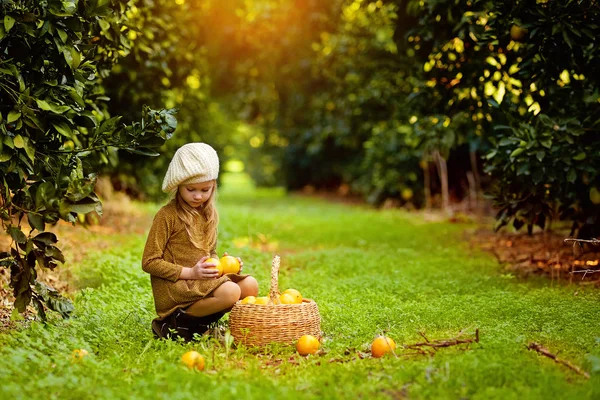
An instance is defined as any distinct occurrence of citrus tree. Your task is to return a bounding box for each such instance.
[0,0,176,319]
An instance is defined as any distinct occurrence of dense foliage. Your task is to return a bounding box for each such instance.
[2,0,599,318]
[0,0,176,318]
[195,0,599,232]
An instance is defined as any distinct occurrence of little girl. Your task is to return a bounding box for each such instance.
[142,142,259,341]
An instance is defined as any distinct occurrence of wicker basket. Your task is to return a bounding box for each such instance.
[229,255,321,346]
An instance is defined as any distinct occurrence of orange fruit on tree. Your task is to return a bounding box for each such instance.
[241,296,256,304]
[371,336,397,358]
[220,255,241,274]
[282,288,302,304]
[181,350,205,370]
[254,296,270,305]
[279,293,296,304]
[205,257,223,277]
[296,335,320,356]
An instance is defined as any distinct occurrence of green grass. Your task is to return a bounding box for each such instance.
[1,173,599,399]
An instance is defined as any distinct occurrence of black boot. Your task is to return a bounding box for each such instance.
[152,309,225,342]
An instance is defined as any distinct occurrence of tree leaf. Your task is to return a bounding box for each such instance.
[33,232,58,246]
[52,121,73,137]
[4,15,15,33]
[8,226,27,244]
[7,111,21,123]
[13,134,25,149]
[28,213,46,232]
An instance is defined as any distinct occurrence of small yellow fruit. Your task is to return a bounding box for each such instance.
[371,336,397,358]
[241,296,256,304]
[296,335,320,355]
[282,288,302,304]
[206,257,223,277]
[510,24,528,41]
[254,296,270,305]
[220,255,241,274]
[71,349,89,361]
[279,293,296,304]
[401,188,413,201]
[181,351,205,370]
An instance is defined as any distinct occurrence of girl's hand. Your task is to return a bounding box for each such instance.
[191,256,220,279]
[223,252,244,273]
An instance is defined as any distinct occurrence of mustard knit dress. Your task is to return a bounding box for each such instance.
[142,201,248,320]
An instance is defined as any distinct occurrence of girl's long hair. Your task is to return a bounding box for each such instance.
[172,181,219,252]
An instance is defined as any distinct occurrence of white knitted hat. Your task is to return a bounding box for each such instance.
[162,143,220,193]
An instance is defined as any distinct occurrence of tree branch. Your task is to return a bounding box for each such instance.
[527,342,590,379]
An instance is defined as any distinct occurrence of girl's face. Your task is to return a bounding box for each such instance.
[178,180,215,208]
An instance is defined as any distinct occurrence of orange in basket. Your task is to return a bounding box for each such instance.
[229,255,321,346]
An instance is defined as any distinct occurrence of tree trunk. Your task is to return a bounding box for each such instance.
[423,158,432,210]
[433,150,449,213]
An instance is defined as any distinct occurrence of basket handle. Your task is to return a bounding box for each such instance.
[269,255,281,304]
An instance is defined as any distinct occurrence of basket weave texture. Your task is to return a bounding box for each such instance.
[229,255,321,346]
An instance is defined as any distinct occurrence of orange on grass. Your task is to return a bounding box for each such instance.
[205,257,223,277]
[254,296,270,305]
[371,336,397,358]
[241,296,256,304]
[282,288,302,304]
[181,351,205,370]
[220,255,241,274]
[296,335,320,356]
[71,349,89,362]
[279,293,296,304]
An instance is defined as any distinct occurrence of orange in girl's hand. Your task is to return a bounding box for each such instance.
[371,336,397,358]
[296,335,320,355]
[205,257,223,277]
[220,255,241,274]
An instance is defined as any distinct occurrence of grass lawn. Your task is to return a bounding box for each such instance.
[1,173,599,399]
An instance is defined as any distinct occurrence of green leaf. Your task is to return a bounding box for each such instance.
[33,232,58,246]
[13,134,25,149]
[59,198,101,217]
[124,147,160,156]
[567,169,576,183]
[23,137,35,161]
[510,148,524,158]
[56,28,68,43]
[36,99,70,114]
[49,0,78,17]
[8,226,27,244]
[572,152,586,161]
[52,121,73,137]
[7,111,21,123]
[97,116,122,135]
[536,151,545,162]
[540,138,552,149]
[0,151,12,162]
[562,30,573,49]
[4,15,15,33]
[36,182,56,208]
[28,213,45,232]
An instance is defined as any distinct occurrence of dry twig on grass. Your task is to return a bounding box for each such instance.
[527,342,590,379]
[403,329,480,351]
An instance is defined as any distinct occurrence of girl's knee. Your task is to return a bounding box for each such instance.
[217,281,241,306]
[239,276,259,297]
